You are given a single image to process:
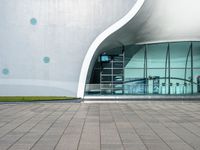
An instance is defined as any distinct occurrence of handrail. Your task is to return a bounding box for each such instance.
[123,77,197,85]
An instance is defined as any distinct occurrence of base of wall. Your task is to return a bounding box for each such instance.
[84,95,200,101]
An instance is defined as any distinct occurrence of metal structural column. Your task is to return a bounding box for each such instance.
[191,42,194,94]
[144,45,148,94]
[165,43,171,95]
[168,43,171,95]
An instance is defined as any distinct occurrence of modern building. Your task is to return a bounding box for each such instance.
[0,0,200,99]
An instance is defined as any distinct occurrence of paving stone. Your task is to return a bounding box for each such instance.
[101,144,124,150]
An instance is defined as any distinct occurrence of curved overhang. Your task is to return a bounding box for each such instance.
[77,0,200,98]
[100,0,200,48]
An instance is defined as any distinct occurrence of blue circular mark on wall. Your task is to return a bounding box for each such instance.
[30,18,37,25]
[43,57,50,63]
[2,68,9,75]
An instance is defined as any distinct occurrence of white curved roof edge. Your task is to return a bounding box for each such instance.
[77,0,145,98]
[105,0,200,46]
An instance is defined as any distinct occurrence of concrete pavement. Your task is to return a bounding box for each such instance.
[0,101,200,150]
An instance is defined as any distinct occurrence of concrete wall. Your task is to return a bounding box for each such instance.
[0,0,136,96]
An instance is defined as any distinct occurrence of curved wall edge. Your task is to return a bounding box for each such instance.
[77,0,145,98]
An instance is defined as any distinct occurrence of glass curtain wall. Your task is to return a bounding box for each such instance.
[85,41,200,96]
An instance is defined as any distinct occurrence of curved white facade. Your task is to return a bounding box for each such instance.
[101,0,200,47]
[1,0,200,98]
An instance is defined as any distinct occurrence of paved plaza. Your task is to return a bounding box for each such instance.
[0,101,200,150]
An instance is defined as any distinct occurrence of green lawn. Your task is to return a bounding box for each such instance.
[0,96,77,102]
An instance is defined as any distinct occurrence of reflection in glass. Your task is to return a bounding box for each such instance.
[85,41,200,96]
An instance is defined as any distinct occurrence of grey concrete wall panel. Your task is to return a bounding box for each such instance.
[0,0,136,96]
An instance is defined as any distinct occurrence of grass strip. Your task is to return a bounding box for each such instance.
[0,96,77,102]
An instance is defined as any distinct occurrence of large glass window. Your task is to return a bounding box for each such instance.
[85,41,200,96]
